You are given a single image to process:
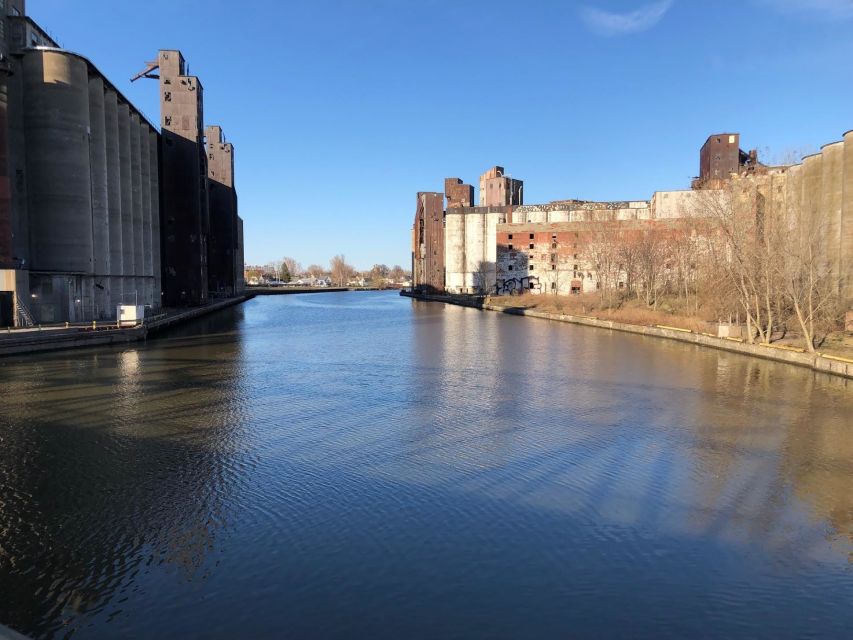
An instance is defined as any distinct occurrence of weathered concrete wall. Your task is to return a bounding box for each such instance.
[88,76,111,318]
[842,131,853,304]
[23,51,92,275]
[117,102,134,303]
[104,89,123,314]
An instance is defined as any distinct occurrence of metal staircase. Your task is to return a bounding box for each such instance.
[14,294,34,327]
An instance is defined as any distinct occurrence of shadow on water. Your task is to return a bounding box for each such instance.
[0,291,851,638]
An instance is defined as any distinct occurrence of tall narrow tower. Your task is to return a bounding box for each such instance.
[157,50,208,306]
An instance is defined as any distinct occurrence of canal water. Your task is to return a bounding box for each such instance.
[0,291,851,639]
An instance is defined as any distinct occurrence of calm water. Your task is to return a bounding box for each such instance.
[0,291,852,639]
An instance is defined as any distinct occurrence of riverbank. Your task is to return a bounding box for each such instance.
[402,291,853,381]
[0,295,253,358]
[249,286,395,294]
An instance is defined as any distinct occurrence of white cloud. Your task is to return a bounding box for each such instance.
[579,0,674,36]
[756,0,853,19]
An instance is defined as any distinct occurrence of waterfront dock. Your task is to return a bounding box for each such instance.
[0,295,253,358]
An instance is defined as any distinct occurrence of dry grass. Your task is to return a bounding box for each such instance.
[488,293,713,334]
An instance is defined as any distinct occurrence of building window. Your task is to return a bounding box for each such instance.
[508,265,513,271]
[552,234,557,239]
[529,233,534,239]
[508,244,513,250]
[530,265,535,271]
[508,234,513,240]
[552,265,556,270]
[529,244,534,249]
[551,243,557,249]
[551,282,556,290]
[164,91,172,102]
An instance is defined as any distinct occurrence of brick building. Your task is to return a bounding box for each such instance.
[445,178,474,209]
[412,192,445,293]
[495,218,711,296]
[479,166,523,207]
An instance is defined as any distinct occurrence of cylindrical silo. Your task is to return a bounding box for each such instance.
[785,164,803,235]
[88,76,110,319]
[149,130,161,310]
[139,121,152,307]
[820,142,843,292]
[129,112,143,303]
[104,89,122,316]
[117,102,134,305]
[841,131,853,307]
[802,154,823,251]
[23,50,93,276]
[463,213,486,293]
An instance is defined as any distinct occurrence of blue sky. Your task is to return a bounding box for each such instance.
[29,0,853,270]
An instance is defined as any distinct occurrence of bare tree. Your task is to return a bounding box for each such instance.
[306,264,325,280]
[778,192,841,352]
[282,257,302,281]
[330,255,354,287]
[389,265,405,283]
[585,220,621,307]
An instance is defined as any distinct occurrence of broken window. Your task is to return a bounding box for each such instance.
[529,244,534,249]
[164,91,172,102]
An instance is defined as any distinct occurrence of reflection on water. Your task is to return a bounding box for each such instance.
[0,292,851,639]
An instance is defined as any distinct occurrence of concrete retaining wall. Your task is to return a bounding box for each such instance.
[403,291,853,380]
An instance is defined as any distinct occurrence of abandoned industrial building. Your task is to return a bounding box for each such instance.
[0,1,244,328]
[412,134,853,317]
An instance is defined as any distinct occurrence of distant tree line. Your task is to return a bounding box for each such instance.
[250,256,410,289]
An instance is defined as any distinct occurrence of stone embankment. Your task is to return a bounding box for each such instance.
[0,295,253,358]
[402,291,853,381]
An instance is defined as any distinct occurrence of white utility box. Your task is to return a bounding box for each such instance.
[117,305,145,327]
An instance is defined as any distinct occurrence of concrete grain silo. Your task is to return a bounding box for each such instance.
[820,142,844,294]
[117,102,134,304]
[129,112,143,301]
[88,76,111,318]
[801,154,823,232]
[104,89,123,315]
[139,120,152,306]
[23,50,93,322]
[148,131,162,309]
[842,131,853,306]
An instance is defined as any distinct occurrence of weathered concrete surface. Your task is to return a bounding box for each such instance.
[402,291,853,381]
